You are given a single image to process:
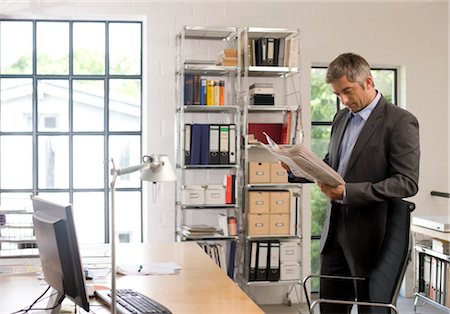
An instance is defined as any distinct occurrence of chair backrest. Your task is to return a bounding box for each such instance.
[369,199,416,304]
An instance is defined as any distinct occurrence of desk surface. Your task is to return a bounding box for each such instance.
[0,242,263,313]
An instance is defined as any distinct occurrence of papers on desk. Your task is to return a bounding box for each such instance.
[117,262,181,275]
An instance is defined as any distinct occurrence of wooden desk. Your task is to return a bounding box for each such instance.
[0,242,263,313]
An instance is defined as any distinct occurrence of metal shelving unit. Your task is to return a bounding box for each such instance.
[175,26,242,279]
[237,27,303,304]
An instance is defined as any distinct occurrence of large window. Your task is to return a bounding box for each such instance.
[0,19,143,255]
[310,66,397,291]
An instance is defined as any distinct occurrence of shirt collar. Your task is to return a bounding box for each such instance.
[349,91,381,121]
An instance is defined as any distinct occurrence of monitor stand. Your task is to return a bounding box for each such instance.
[47,288,64,313]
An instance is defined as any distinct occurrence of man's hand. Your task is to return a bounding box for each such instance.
[317,181,345,201]
[280,162,290,172]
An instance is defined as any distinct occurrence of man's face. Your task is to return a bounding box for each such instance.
[330,75,374,113]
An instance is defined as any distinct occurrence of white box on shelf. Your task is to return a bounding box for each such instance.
[205,185,226,205]
[183,185,205,205]
[280,262,300,281]
[280,242,300,262]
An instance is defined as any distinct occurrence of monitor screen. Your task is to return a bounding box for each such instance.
[32,196,89,312]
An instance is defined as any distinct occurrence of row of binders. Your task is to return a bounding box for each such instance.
[417,251,450,306]
[184,74,226,106]
[246,36,299,67]
[184,124,236,165]
[198,241,237,280]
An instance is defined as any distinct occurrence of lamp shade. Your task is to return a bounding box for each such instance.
[140,154,176,182]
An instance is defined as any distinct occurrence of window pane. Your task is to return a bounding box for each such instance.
[73,136,104,188]
[73,22,105,75]
[38,136,69,189]
[37,192,69,205]
[109,23,141,75]
[73,192,105,244]
[311,239,321,291]
[109,79,141,131]
[311,125,331,159]
[37,80,69,132]
[115,191,142,243]
[0,21,33,74]
[0,78,33,132]
[1,136,32,189]
[372,70,395,103]
[36,22,69,75]
[311,68,336,122]
[109,135,141,188]
[73,80,104,131]
[0,193,33,211]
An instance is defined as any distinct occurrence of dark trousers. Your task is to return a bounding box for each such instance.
[319,207,388,314]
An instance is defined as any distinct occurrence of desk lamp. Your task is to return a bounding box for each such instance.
[109,154,176,314]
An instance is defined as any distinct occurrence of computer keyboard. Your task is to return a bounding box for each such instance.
[95,288,172,314]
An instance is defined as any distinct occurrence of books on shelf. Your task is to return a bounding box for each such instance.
[261,132,344,187]
[184,74,226,106]
[246,35,299,67]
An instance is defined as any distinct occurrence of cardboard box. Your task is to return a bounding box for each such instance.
[270,162,288,183]
[248,214,269,235]
[183,185,205,205]
[280,262,300,281]
[205,185,226,205]
[269,191,290,213]
[280,242,300,262]
[269,214,290,235]
[248,162,271,183]
[248,191,270,213]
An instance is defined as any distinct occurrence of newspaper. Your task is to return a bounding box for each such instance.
[261,132,345,187]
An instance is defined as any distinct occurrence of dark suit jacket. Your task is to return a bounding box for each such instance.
[320,95,420,270]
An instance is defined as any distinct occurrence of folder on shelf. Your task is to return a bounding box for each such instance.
[268,241,280,281]
[184,124,192,165]
[200,124,210,165]
[190,124,202,165]
[229,124,236,164]
[193,75,201,105]
[249,241,258,281]
[209,125,220,164]
[227,240,237,280]
[200,78,207,106]
[267,38,274,66]
[207,80,215,106]
[277,38,285,67]
[225,174,233,204]
[184,74,194,105]
[219,125,230,164]
[256,241,268,281]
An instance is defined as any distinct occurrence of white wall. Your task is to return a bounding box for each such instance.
[2,0,448,304]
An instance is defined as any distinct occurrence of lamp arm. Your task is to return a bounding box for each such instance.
[111,163,147,177]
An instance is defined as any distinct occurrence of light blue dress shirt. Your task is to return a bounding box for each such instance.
[337,92,381,203]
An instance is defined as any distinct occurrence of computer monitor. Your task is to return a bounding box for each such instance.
[32,196,89,312]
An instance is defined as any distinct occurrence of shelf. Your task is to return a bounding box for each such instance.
[246,235,301,240]
[411,224,450,242]
[415,245,450,262]
[0,210,32,215]
[181,164,239,170]
[180,233,239,241]
[246,183,302,190]
[247,105,299,112]
[0,224,33,229]
[181,204,238,210]
[246,27,298,39]
[184,26,237,40]
[181,105,239,113]
[183,63,239,76]
[247,66,299,77]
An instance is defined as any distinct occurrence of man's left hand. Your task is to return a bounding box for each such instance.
[317,182,345,201]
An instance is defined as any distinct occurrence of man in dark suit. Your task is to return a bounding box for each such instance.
[312,53,420,313]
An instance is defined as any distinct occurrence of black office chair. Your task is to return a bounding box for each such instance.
[302,199,416,313]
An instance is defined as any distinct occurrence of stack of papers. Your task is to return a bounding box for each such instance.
[262,132,344,187]
[181,224,218,238]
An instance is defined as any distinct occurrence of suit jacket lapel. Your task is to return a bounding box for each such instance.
[345,97,386,175]
[329,111,349,170]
